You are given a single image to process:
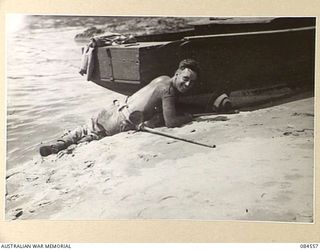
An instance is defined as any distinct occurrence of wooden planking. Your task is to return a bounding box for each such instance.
[92,26,315,96]
[109,47,140,81]
[95,47,114,80]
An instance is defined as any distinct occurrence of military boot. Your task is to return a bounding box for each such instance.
[39,140,69,157]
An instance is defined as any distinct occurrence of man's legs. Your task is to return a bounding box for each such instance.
[39,125,103,157]
[39,107,144,157]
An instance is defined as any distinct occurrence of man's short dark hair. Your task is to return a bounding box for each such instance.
[178,59,200,78]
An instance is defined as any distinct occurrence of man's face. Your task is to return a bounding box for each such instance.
[174,68,198,93]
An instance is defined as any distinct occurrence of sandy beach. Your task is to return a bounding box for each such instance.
[5,96,314,222]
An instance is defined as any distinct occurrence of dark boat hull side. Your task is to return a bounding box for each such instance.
[182,27,315,95]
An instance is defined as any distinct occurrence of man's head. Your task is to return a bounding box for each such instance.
[173,59,200,93]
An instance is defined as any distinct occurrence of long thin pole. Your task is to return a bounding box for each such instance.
[192,110,239,117]
[192,112,218,117]
[139,125,216,149]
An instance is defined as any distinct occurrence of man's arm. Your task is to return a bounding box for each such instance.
[162,95,192,128]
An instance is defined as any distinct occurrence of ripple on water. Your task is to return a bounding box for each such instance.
[6,24,112,169]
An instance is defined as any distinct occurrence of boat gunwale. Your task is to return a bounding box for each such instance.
[182,26,315,41]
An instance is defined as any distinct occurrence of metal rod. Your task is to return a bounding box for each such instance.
[192,110,240,117]
[139,125,216,149]
[192,112,219,117]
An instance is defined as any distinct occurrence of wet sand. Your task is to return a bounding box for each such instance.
[5,97,314,222]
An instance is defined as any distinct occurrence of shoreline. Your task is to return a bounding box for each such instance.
[5,97,314,221]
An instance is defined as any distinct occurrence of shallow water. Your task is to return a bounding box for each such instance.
[6,17,123,169]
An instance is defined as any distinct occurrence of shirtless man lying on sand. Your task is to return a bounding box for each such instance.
[39,59,200,157]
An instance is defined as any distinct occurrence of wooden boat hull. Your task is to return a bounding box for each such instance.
[89,18,315,109]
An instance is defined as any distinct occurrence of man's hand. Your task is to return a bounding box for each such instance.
[137,123,146,131]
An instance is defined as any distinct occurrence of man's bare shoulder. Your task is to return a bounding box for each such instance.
[152,75,171,84]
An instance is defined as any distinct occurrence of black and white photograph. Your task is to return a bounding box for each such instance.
[5,15,315,222]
